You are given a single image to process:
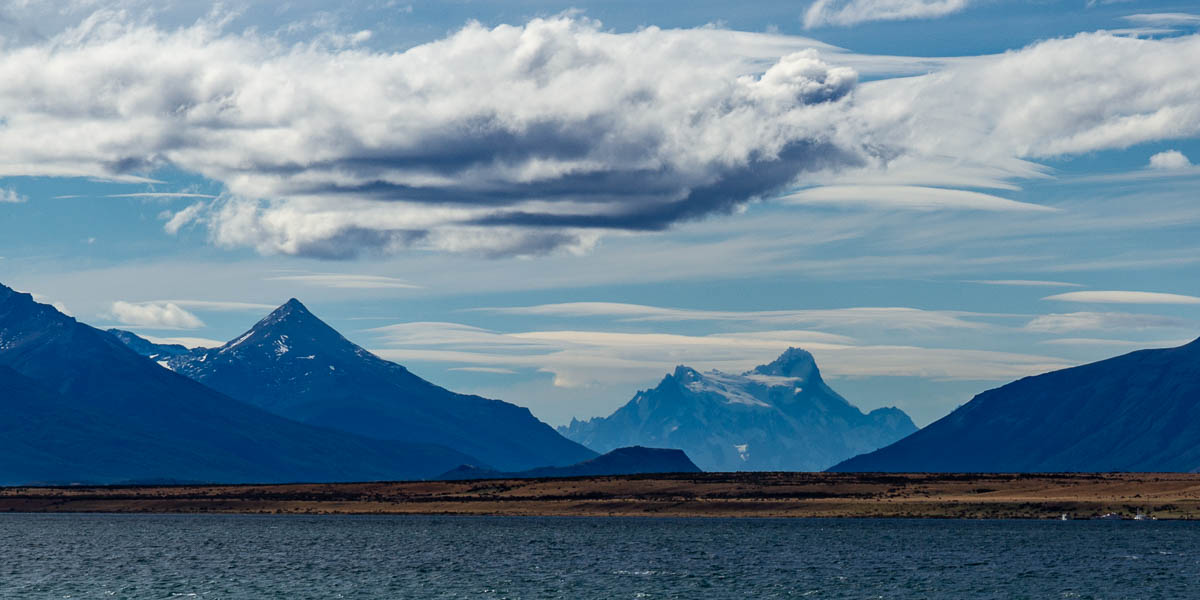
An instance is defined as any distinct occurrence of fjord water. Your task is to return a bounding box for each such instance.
[2,514,1195,599]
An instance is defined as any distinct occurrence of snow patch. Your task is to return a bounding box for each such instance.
[274,335,290,357]
[742,373,803,387]
[222,330,254,353]
[686,371,771,407]
[156,359,174,372]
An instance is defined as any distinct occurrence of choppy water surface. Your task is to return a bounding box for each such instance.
[2,514,1197,599]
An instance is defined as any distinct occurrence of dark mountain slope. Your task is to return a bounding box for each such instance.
[118,300,595,472]
[831,338,1200,472]
[0,284,477,485]
[438,446,702,480]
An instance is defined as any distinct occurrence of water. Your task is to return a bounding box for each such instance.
[1,514,1196,599]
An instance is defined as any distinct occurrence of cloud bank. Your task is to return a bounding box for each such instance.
[1,14,1199,258]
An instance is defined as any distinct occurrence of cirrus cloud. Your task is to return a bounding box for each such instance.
[1024,311,1194,333]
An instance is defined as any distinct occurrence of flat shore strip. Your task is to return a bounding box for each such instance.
[5,473,1200,519]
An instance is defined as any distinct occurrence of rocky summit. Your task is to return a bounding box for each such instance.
[559,348,916,472]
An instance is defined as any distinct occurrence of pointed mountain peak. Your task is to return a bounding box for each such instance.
[253,298,325,331]
[216,297,365,362]
[750,347,821,380]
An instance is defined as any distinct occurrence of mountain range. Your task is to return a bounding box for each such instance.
[0,284,477,485]
[559,348,916,472]
[831,337,1200,472]
[113,299,595,472]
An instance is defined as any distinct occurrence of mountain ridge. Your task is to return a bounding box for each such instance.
[830,337,1200,472]
[116,299,596,472]
[437,446,702,480]
[0,283,479,485]
[559,348,916,472]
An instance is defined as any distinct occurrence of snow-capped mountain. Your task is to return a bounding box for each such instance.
[0,283,477,485]
[115,299,596,472]
[832,337,1200,472]
[559,348,917,472]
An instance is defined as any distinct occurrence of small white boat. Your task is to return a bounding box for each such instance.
[1094,512,1124,520]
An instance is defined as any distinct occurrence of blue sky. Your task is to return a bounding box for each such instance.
[2,0,1199,426]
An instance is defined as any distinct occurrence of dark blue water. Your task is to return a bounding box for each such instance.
[1,514,1196,599]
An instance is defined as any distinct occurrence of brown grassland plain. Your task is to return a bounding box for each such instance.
[5,472,1200,519]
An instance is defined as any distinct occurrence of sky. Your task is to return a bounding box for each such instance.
[2,0,1199,427]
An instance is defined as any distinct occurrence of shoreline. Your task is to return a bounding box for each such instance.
[4,472,1200,519]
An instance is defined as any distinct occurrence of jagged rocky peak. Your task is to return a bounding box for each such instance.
[750,347,821,381]
[671,365,702,382]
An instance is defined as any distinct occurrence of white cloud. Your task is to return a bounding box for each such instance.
[848,33,1200,163]
[0,15,862,258]
[1043,290,1200,304]
[163,202,205,234]
[474,302,997,331]
[1024,311,1193,333]
[0,187,26,203]
[108,301,205,329]
[780,185,1056,212]
[804,0,969,29]
[266,273,420,289]
[1148,150,1192,169]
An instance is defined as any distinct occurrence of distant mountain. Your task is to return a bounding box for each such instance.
[106,329,191,361]
[0,284,478,485]
[831,338,1200,473]
[114,299,595,472]
[438,446,701,480]
[559,348,916,472]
